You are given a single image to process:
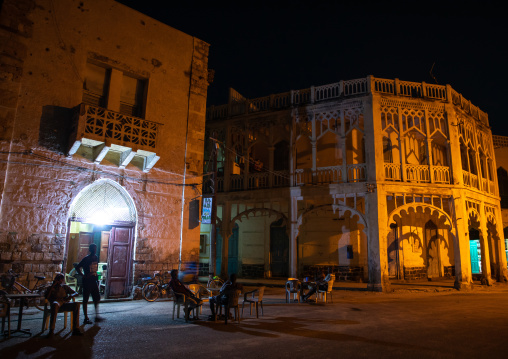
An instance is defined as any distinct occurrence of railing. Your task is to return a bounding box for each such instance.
[425,84,447,100]
[314,83,341,101]
[347,163,367,182]
[230,175,244,191]
[374,78,395,94]
[489,180,496,195]
[406,164,430,183]
[316,165,343,183]
[384,163,401,181]
[343,78,368,96]
[432,166,450,184]
[399,81,423,97]
[295,168,312,186]
[74,103,161,151]
[248,172,269,189]
[273,171,290,187]
[481,178,488,193]
[206,76,488,128]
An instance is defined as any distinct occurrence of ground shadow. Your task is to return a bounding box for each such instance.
[0,325,100,359]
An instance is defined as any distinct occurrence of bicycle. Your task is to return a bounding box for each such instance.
[0,269,51,311]
[141,271,171,302]
[207,275,224,288]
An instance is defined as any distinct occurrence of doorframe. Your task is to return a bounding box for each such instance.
[63,218,136,298]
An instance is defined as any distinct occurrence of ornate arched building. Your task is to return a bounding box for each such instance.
[200,76,508,291]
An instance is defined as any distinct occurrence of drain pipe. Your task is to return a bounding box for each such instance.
[179,38,196,271]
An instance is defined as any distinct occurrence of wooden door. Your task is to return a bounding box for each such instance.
[77,232,94,262]
[387,228,399,278]
[99,231,110,263]
[227,225,239,276]
[106,226,134,298]
[270,224,289,277]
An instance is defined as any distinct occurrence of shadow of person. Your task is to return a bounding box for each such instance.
[0,325,101,359]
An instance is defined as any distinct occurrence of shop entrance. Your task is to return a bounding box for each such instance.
[65,179,137,298]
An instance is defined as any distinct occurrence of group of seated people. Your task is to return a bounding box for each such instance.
[168,269,242,321]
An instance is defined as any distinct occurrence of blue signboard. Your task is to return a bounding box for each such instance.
[202,197,213,224]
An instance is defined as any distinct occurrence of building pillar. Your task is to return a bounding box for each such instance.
[107,68,123,112]
[289,188,300,278]
[219,202,232,278]
[268,146,275,187]
[494,210,508,282]
[451,191,473,290]
[479,201,493,285]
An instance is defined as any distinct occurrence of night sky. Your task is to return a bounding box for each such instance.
[117,0,507,135]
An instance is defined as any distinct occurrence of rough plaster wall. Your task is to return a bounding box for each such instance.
[0,0,208,286]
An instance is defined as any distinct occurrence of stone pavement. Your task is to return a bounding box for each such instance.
[1,281,507,358]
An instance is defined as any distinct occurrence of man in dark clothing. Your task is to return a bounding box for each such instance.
[44,273,82,337]
[208,273,242,321]
[169,269,201,320]
[302,271,332,302]
[75,243,103,324]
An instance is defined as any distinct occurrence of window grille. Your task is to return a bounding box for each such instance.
[70,180,136,223]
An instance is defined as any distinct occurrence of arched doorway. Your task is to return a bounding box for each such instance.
[65,179,137,298]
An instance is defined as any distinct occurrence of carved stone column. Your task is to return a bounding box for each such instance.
[479,201,493,285]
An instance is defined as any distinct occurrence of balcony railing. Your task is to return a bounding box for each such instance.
[73,103,162,151]
[406,164,430,183]
[248,172,269,189]
[206,76,488,127]
[432,166,450,184]
[316,165,343,183]
[385,163,401,181]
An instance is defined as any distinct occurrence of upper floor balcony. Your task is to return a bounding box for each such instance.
[207,76,489,128]
[67,104,161,172]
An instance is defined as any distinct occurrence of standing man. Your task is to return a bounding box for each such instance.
[75,243,104,324]
[44,273,82,337]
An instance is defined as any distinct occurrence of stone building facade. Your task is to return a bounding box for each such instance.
[0,0,209,297]
[201,76,508,291]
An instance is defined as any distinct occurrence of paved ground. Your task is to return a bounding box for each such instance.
[1,281,508,359]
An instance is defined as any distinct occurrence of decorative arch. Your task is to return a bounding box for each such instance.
[68,178,137,225]
[297,204,367,230]
[387,203,452,229]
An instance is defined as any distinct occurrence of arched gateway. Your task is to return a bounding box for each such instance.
[64,179,137,298]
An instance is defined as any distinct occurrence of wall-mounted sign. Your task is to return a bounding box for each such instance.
[202,197,213,224]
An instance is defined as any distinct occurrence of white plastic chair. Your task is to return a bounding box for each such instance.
[285,279,301,303]
[317,274,335,303]
[242,286,265,318]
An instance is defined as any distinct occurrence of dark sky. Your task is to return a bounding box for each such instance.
[117,0,507,135]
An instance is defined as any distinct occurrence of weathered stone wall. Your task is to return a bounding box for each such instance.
[403,266,427,281]
[0,0,208,289]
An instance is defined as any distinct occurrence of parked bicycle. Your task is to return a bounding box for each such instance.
[0,269,50,310]
[207,274,224,288]
[141,271,171,302]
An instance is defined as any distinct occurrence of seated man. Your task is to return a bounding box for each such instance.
[168,269,201,320]
[44,273,82,337]
[208,273,243,321]
[302,271,332,302]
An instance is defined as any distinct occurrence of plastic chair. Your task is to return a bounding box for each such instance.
[188,284,208,314]
[317,274,335,303]
[285,279,301,303]
[171,290,199,322]
[0,290,11,338]
[242,286,265,318]
[216,289,241,324]
[65,273,77,290]
[42,298,80,331]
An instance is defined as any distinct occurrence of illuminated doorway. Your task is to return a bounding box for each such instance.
[65,179,137,298]
[469,229,481,274]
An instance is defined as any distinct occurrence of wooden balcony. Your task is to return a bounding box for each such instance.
[68,104,161,172]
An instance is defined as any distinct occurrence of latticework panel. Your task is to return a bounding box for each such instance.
[70,180,136,223]
[84,105,160,149]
